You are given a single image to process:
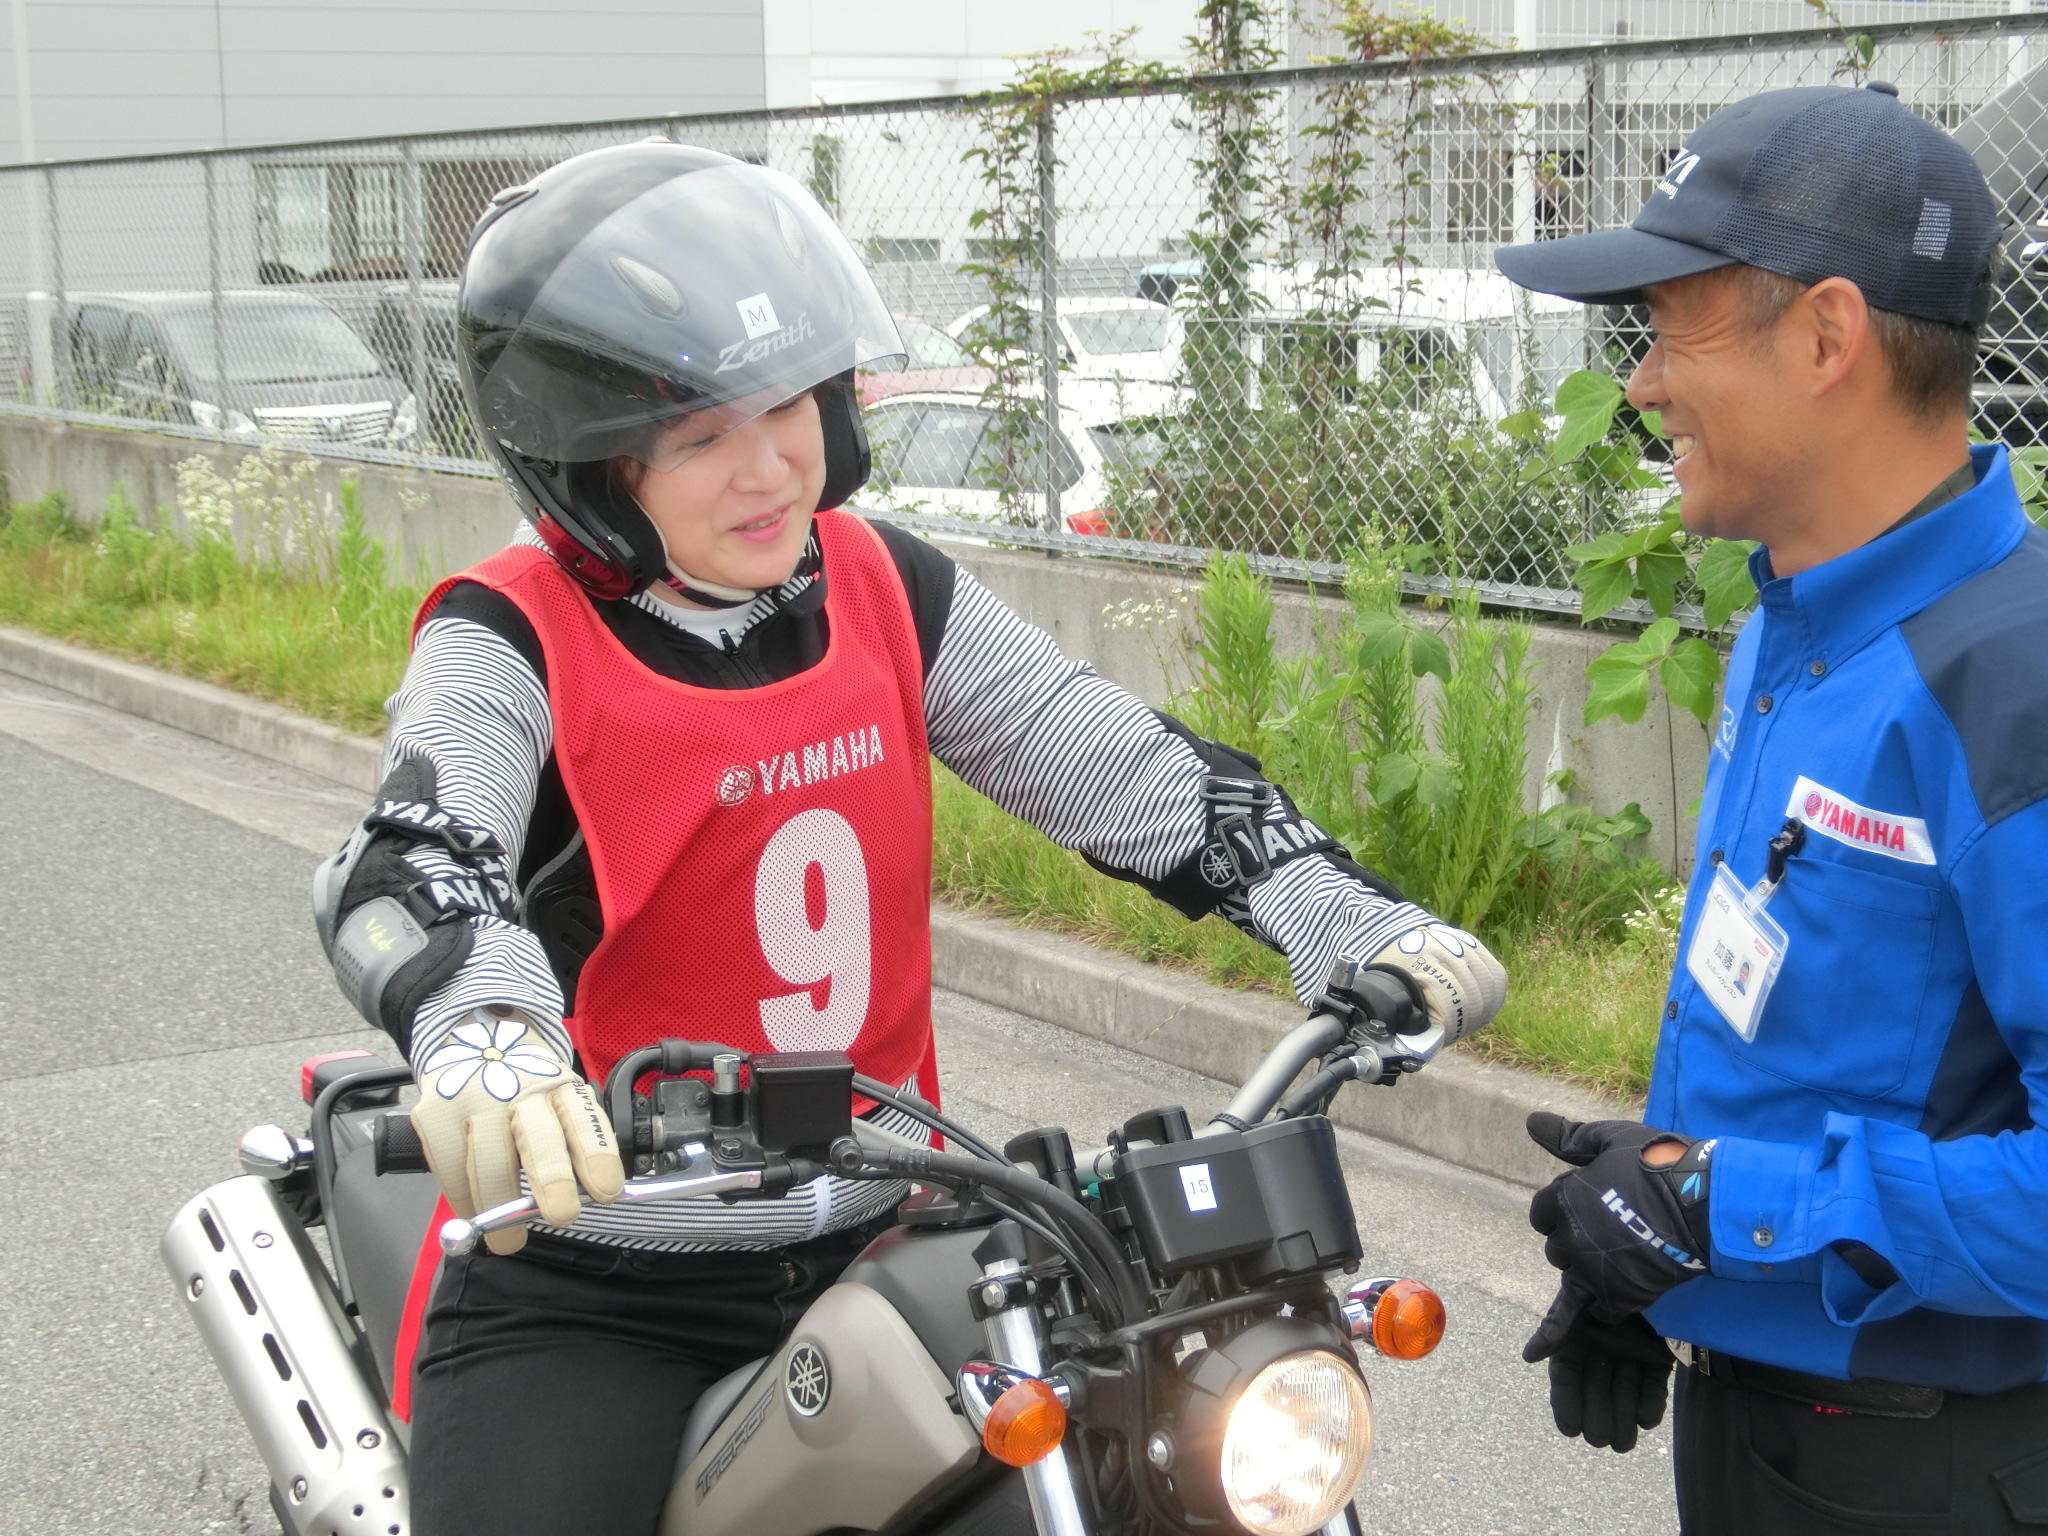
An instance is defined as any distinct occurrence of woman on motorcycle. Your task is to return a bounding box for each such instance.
[312,141,1505,1536]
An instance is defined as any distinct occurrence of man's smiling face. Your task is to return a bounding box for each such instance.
[1626,267,1810,548]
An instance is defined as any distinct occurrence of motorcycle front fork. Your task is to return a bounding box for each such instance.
[977,1257,1090,1536]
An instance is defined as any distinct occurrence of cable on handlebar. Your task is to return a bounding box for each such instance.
[1275,1055,1378,1118]
[841,1160,1133,1329]
[851,1073,1015,1167]
[863,1146,1146,1326]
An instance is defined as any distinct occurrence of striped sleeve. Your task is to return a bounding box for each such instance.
[923,567,1211,878]
[381,612,572,1068]
[921,565,1430,1004]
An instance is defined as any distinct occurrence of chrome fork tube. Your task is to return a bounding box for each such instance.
[978,1258,1090,1536]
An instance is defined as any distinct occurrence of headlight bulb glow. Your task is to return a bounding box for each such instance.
[1219,1349,1372,1536]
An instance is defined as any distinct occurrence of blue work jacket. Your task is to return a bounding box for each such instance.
[1644,444,2048,1393]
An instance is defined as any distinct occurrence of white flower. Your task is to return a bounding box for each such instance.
[419,1018,562,1102]
[1395,922,1472,958]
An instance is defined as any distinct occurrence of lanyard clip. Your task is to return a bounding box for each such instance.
[1742,817,1806,913]
[1764,817,1807,888]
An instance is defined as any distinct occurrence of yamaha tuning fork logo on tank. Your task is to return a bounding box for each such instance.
[785,1342,830,1416]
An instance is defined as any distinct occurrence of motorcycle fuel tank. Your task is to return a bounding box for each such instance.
[664,1280,980,1536]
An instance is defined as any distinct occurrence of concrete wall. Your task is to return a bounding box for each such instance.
[0,414,1710,870]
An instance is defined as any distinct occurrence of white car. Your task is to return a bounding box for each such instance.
[946,297,1182,386]
[1216,264,1593,420]
[856,380,1184,534]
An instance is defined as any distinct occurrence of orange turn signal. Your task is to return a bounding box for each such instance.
[981,1377,1068,1467]
[1370,1278,1446,1361]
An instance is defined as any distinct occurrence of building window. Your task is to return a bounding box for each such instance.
[872,236,942,263]
[255,157,543,283]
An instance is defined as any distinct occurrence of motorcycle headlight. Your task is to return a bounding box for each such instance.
[1220,1350,1372,1536]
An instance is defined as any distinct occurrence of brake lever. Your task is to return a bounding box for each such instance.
[438,1164,766,1256]
[1314,958,1447,1083]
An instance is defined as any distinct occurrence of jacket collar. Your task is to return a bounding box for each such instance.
[1748,444,2025,663]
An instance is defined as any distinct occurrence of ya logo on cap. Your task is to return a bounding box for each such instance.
[1657,151,1702,201]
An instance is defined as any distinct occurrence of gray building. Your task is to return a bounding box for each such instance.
[0,0,770,161]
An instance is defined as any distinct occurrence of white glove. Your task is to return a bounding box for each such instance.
[1243,855,1509,1041]
[1354,917,1507,1044]
[411,1007,624,1255]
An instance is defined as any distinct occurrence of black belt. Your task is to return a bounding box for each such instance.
[1687,1346,1945,1419]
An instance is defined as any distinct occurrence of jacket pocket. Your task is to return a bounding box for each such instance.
[1743,856,1939,1101]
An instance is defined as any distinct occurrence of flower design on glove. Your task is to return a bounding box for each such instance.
[1395,922,1475,958]
[419,1018,563,1102]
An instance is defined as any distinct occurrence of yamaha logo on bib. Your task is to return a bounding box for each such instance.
[786,1342,830,1416]
[716,765,755,806]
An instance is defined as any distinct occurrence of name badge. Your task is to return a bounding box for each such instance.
[1684,863,1788,1041]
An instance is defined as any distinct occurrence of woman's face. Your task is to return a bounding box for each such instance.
[624,390,826,599]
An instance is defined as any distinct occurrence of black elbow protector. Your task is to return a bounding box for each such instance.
[312,758,513,1053]
[1106,718,1408,939]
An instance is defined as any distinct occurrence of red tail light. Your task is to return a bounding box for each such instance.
[1065,509,1112,536]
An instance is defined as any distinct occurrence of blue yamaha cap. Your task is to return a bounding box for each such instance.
[1494,82,1998,327]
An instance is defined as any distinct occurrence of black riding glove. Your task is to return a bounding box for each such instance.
[1540,1305,1674,1453]
[1522,1114,1714,1363]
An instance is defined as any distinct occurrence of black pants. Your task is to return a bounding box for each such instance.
[408,1221,884,1536]
[1675,1365,2048,1534]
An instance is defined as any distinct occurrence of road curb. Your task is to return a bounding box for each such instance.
[0,624,1629,1187]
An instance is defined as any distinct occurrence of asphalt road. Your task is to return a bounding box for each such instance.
[0,671,1678,1535]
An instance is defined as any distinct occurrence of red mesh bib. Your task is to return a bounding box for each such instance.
[420,510,937,1101]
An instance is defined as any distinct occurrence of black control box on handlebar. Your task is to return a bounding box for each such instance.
[1111,1118,1361,1284]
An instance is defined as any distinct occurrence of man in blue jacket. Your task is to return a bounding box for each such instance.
[1496,82,2048,1532]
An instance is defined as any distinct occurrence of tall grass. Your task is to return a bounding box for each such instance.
[0,456,420,730]
[929,764,1666,1098]
[1169,549,1665,945]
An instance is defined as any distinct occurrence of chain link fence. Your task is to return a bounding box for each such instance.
[0,11,2041,615]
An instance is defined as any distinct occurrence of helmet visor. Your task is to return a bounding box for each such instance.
[471,159,904,467]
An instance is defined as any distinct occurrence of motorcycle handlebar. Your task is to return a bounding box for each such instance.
[1208,1010,1351,1132]
[437,1165,770,1256]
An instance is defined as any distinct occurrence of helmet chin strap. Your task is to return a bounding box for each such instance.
[637,496,767,609]
[658,564,760,608]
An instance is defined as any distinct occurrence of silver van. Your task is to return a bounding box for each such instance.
[62,289,416,446]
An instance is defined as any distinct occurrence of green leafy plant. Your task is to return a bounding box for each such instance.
[1168,549,1663,940]
[953,34,1168,521]
[1530,367,1758,726]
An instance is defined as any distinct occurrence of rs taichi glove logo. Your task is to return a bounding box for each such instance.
[1597,1188,1707,1272]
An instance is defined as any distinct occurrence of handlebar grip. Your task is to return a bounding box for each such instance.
[373,1110,430,1176]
